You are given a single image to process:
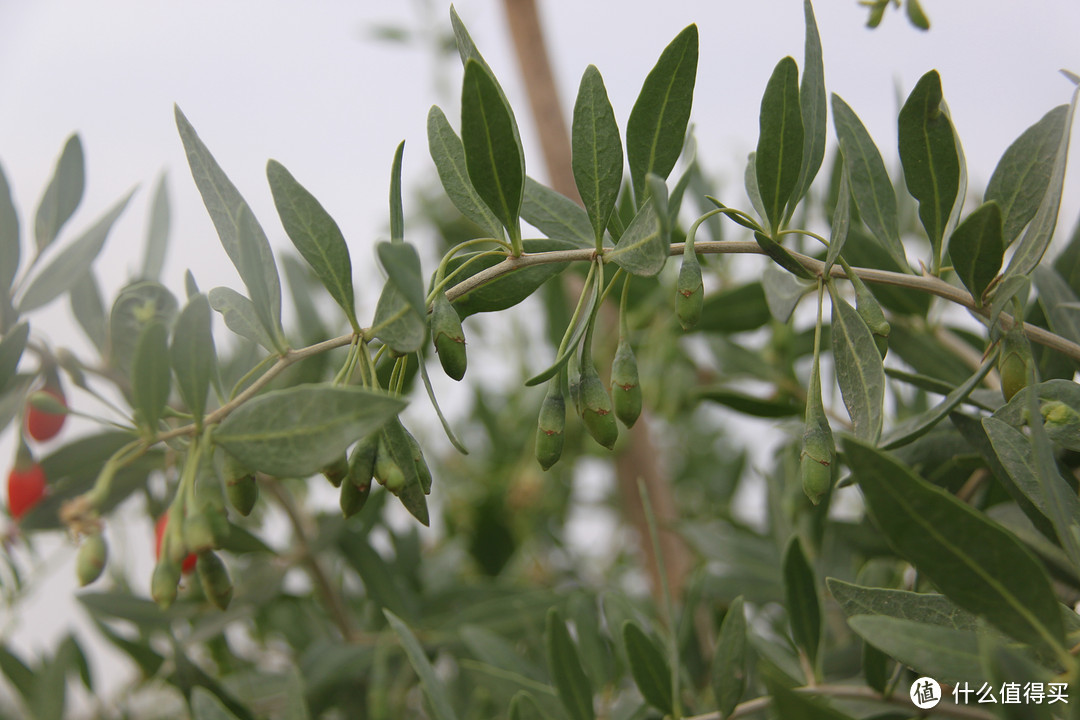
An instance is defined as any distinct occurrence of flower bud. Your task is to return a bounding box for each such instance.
[197,551,233,611]
[676,253,704,331]
[76,532,108,586]
[611,338,642,428]
[431,291,467,381]
[374,435,405,494]
[535,379,566,470]
[998,326,1031,402]
[579,363,618,450]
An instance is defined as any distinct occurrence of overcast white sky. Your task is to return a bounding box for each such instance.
[1,0,1080,708]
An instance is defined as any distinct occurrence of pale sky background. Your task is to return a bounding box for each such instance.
[1,0,1080,711]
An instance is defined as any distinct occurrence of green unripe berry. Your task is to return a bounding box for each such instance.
[197,551,233,611]
[998,326,1031,402]
[431,291,467,381]
[224,453,257,516]
[151,559,181,610]
[676,254,704,331]
[800,421,834,505]
[535,379,566,470]
[183,512,216,554]
[340,473,372,518]
[76,532,108,586]
[321,455,349,488]
[348,434,378,488]
[374,435,405,494]
[579,363,618,450]
[800,453,832,507]
[405,430,432,495]
[610,338,642,428]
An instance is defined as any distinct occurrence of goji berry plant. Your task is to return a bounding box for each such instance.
[2,2,1080,719]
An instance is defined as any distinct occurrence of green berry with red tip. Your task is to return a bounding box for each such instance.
[535,378,566,470]
[321,455,349,488]
[224,454,258,517]
[610,337,642,428]
[155,513,196,574]
[151,558,181,610]
[374,435,405,494]
[579,362,618,450]
[676,253,704,331]
[197,551,233,610]
[77,532,108,586]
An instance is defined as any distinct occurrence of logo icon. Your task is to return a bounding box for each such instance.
[911,677,942,709]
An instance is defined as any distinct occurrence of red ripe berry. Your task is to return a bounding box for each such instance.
[155,513,197,574]
[25,386,67,442]
[7,463,46,520]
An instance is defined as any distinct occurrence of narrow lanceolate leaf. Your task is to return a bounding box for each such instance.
[208,287,277,353]
[1026,379,1080,574]
[214,385,406,478]
[767,681,858,720]
[823,165,850,275]
[266,160,358,331]
[449,4,489,70]
[829,286,884,442]
[175,105,283,343]
[711,597,747,719]
[0,163,21,291]
[609,200,666,276]
[846,615,984,685]
[827,579,985,632]
[843,437,1065,650]
[109,281,178,375]
[131,322,171,434]
[832,94,907,269]
[755,56,804,233]
[34,134,84,254]
[461,59,525,244]
[898,71,959,265]
[141,173,170,282]
[622,622,672,715]
[389,140,405,243]
[19,190,134,313]
[626,25,698,202]
[1035,266,1080,346]
[384,610,459,720]
[377,242,425,319]
[0,322,29,392]
[948,201,1003,302]
[427,106,503,239]
[986,105,1069,246]
[792,0,827,213]
[373,281,425,354]
[1006,83,1079,280]
[545,608,595,720]
[573,65,623,246]
[171,294,215,424]
[521,178,594,248]
[70,271,106,354]
[783,537,821,665]
[381,418,429,526]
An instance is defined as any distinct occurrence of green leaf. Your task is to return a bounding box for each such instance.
[983,417,1080,572]
[142,173,170,281]
[70,271,107,354]
[948,201,1003,302]
[697,386,802,418]
[208,287,276,353]
[767,681,857,720]
[986,105,1069,246]
[132,321,171,433]
[829,285,884,442]
[646,173,671,245]
[782,537,820,665]
[567,593,612,690]
[1026,379,1080,575]
[171,294,215,424]
[0,645,36,710]
[340,533,418,622]
[622,621,672,715]
[898,70,960,264]
[609,200,666,276]
[461,59,525,244]
[827,579,984,632]
[545,608,595,720]
[175,105,283,345]
[0,162,20,291]
[626,25,698,202]
[384,609,460,720]
[756,56,804,232]
[842,437,1065,650]
[267,160,358,331]
[448,238,578,317]
[427,105,503,240]
[694,282,771,334]
[417,353,468,454]
[34,134,84,254]
[0,322,29,393]
[377,242,426,319]
[1005,83,1079,279]
[389,140,405,243]
[192,688,243,720]
[460,626,545,683]
[822,166,851,275]
[214,385,406,478]
[711,596,747,719]
[831,94,906,269]
[573,65,623,246]
[19,190,134,313]
[372,281,425,354]
[508,692,545,720]
[880,353,995,449]
[792,0,827,214]
[754,230,813,280]
[449,5,489,70]
[846,615,984,684]
[522,177,593,248]
[1034,266,1080,347]
[381,418,429,526]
